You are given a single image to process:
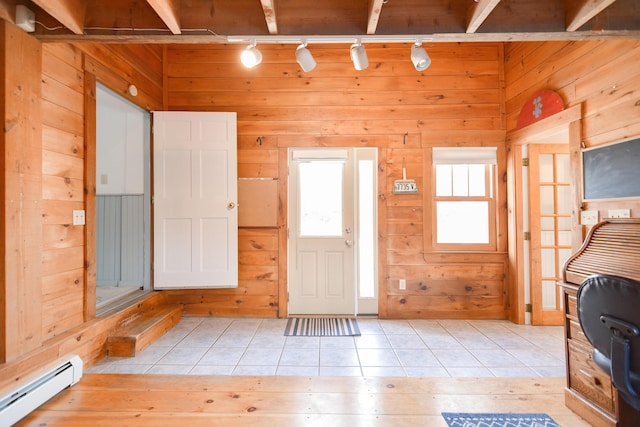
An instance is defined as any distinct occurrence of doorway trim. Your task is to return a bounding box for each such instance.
[287,147,378,316]
[84,72,154,320]
[505,104,581,324]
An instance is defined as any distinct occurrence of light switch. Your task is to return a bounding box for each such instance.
[580,210,598,226]
[73,210,85,225]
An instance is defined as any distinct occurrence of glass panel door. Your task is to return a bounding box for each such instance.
[529,144,570,325]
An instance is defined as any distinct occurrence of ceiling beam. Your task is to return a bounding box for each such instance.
[33,30,640,44]
[0,0,16,23]
[566,0,617,32]
[145,0,181,35]
[366,0,385,35]
[260,0,278,35]
[31,0,85,35]
[466,0,501,34]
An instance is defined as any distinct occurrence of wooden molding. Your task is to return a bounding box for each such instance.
[83,70,96,321]
[506,104,581,146]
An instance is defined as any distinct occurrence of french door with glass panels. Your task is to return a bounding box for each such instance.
[528,144,571,325]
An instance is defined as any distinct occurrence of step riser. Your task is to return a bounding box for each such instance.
[107,306,182,357]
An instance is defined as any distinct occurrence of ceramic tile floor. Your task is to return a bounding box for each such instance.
[87,317,567,378]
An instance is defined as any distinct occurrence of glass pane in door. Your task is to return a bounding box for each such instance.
[299,161,343,236]
[358,159,375,298]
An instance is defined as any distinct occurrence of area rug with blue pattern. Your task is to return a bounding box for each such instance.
[442,412,560,427]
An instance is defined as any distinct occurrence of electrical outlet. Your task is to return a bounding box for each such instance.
[608,209,631,219]
[73,210,85,225]
[399,279,406,290]
[580,210,598,226]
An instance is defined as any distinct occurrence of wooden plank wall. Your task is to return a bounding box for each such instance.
[164,43,509,319]
[0,35,164,367]
[504,40,640,234]
[41,41,86,340]
[503,40,640,323]
[1,22,43,362]
[40,42,162,343]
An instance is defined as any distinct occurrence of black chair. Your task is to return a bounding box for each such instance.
[577,274,640,410]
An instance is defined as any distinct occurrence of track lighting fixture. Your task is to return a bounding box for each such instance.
[296,43,316,72]
[241,42,262,68]
[411,42,431,72]
[350,41,368,71]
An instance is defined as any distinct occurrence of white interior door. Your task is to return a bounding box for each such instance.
[153,111,238,289]
[289,149,355,315]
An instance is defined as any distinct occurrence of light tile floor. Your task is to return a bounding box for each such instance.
[87,317,566,378]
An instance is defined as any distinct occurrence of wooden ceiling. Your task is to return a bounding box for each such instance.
[1,0,639,43]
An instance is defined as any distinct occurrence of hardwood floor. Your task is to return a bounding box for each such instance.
[18,374,589,426]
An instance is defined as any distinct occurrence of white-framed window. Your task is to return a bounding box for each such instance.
[432,147,497,251]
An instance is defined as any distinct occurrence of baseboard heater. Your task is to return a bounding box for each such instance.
[0,355,83,426]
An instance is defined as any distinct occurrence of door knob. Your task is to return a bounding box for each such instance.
[345,239,353,247]
[227,202,236,209]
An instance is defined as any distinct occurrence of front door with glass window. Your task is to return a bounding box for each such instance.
[288,148,377,315]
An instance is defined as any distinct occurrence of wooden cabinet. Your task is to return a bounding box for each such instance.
[561,283,640,426]
[560,220,640,426]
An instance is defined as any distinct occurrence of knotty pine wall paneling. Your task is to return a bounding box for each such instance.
[41,42,86,340]
[1,33,163,379]
[504,41,640,323]
[504,40,640,243]
[1,22,43,362]
[166,42,509,319]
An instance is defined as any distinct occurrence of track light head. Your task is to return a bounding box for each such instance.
[241,43,262,68]
[411,43,431,71]
[350,42,368,71]
[296,43,316,72]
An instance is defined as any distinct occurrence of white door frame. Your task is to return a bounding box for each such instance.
[288,147,378,315]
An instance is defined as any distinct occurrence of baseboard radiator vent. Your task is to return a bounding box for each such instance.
[0,355,83,426]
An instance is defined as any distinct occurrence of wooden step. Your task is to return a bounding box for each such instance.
[106,305,183,357]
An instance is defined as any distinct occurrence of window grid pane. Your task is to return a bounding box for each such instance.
[436,201,489,244]
[468,164,486,196]
[452,165,469,196]
[435,165,452,196]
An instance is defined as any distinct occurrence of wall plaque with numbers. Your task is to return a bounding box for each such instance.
[393,179,418,194]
